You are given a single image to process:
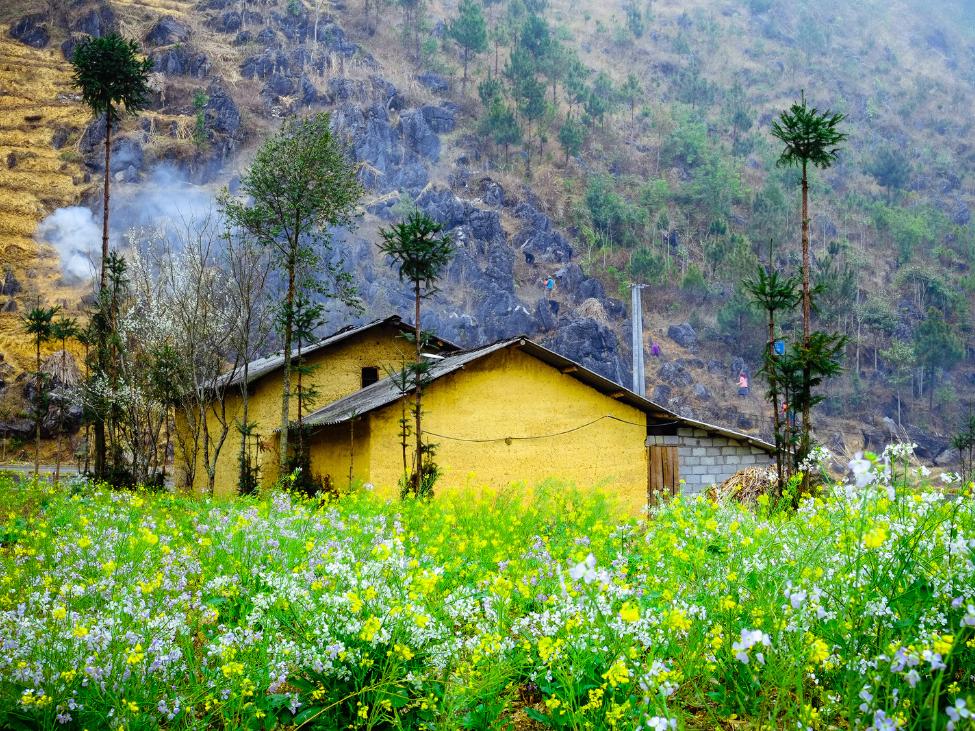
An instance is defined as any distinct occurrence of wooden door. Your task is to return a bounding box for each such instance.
[648,446,680,506]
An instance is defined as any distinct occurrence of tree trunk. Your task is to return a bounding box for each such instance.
[55,389,64,484]
[800,159,812,465]
[34,339,41,479]
[93,116,113,480]
[526,119,532,177]
[239,360,250,493]
[102,118,112,291]
[462,49,468,95]
[413,280,422,495]
[279,262,295,471]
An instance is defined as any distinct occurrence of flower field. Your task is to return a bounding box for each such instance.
[1,462,974,731]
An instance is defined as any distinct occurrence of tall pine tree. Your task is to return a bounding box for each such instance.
[449,0,488,95]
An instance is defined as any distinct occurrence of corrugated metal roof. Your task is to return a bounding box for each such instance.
[298,336,775,452]
[219,316,460,389]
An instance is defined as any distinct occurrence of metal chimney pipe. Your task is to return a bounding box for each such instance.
[631,285,646,397]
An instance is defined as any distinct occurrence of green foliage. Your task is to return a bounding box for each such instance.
[377,211,454,499]
[626,4,647,38]
[584,174,647,248]
[717,292,763,332]
[478,72,503,107]
[915,307,964,379]
[674,65,718,109]
[192,90,209,147]
[21,305,60,476]
[770,92,848,173]
[864,145,912,195]
[449,0,488,93]
[583,89,608,128]
[640,179,671,212]
[742,254,801,482]
[813,241,858,322]
[724,81,754,155]
[558,114,584,164]
[520,13,552,66]
[673,30,691,60]
[662,109,708,167]
[219,113,364,466]
[70,33,153,128]
[629,246,666,284]
[617,73,643,122]
[483,101,522,162]
[680,263,708,295]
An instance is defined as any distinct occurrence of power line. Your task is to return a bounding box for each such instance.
[424,415,679,443]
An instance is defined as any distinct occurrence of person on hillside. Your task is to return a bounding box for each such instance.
[782,400,795,427]
[544,277,555,291]
[650,342,661,357]
[738,372,749,397]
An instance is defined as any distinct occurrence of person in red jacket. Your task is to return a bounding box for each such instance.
[738,372,748,397]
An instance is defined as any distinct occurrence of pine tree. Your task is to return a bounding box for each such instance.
[770,91,847,462]
[478,71,503,108]
[865,145,912,199]
[724,81,754,156]
[22,305,60,478]
[449,0,488,95]
[70,35,153,292]
[70,34,152,481]
[377,211,454,499]
[516,74,546,176]
[742,241,801,489]
[487,101,522,164]
[558,114,584,167]
[617,73,643,131]
[915,307,964,411]
[520,13,551,69]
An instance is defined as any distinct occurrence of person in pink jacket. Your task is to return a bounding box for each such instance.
[738,372,748,397]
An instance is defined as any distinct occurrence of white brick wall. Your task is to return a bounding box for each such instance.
[647,434,772,494]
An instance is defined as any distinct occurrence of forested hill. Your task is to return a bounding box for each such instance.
[2,0,975,465]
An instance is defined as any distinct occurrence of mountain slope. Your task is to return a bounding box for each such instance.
[2,0,975,468]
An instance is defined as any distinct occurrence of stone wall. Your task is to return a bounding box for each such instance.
[646,427,771,494]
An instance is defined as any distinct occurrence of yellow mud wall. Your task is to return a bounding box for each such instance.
[307,420,374,492]
[320,347,650,513]
[175,323,416,496]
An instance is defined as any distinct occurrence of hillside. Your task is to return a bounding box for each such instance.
[1,0,974,469]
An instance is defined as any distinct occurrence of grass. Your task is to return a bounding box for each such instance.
[0,456,973,731]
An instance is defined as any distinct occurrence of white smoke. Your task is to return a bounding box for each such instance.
[36,166,220,284]
[35,206,101,283]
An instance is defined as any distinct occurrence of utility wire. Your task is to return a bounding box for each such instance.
[424,416,680,443]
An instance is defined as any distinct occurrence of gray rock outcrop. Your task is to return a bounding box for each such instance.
[146,16,189,46]
[668,322,697,348]
[9,14,49,48]
[658,361,693,387]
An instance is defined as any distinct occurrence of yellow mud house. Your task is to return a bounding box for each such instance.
[181,317,772,511]
[300,337,773,512]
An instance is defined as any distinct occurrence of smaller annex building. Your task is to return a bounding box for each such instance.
[177,316,459,496]
[294,336,774,513]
